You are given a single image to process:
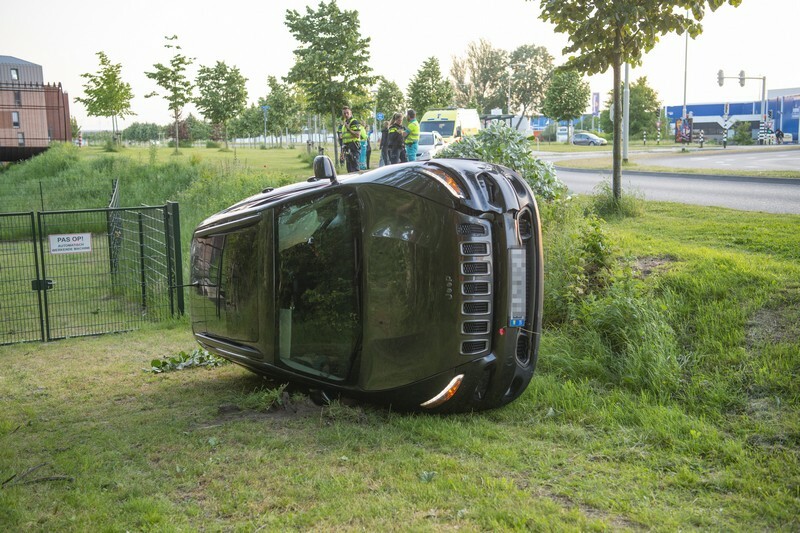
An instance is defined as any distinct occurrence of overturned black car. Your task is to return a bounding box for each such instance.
[190,156,543,413]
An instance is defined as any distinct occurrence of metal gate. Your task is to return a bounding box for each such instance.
[0,203,183,345]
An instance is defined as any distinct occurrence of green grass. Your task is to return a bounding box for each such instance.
[1,198,798,530]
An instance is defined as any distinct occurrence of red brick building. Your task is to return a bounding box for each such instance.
[0,55,71,161]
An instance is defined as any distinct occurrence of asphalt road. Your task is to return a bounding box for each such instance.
[556,168,800,215]
[642,147,800,172]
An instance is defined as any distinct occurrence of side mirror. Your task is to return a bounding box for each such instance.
[313,155,338,184]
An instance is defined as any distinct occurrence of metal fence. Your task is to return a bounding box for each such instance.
[0,180,183,345]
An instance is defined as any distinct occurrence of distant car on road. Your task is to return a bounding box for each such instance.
[572,132,607,146]
[190,156,543,413]
[416,131,445,160]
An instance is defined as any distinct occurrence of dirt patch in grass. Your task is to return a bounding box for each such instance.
[633,255,677,279]
[205,396,322,427]
[527,485,644,531]
[746,286,800,347]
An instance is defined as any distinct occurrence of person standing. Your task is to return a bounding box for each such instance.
[366,126,373,169]
[386,113,406,164]
[339,106,361,173]
[404,108,420,162]
[358,121,368,170]
[379,120,389,166]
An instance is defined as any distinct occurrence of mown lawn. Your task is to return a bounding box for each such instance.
[1,200,798,531]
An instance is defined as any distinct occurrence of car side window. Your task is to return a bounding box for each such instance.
[276,191,361,380]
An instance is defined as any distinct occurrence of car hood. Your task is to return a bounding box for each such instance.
[356,184,463,390]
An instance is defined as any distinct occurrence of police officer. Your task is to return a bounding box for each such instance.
[339,106,361,172]
[403,108,420,162]
[386,113,405,164]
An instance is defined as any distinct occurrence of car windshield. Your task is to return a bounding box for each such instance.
[418,133,434,146]
[276,191,361,380]
[420,120,455,137]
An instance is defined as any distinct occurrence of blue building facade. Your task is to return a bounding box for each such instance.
[524,88,800,143]
[665,89,799,142]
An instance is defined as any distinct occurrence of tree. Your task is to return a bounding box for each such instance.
[599,77,661,138]
[183,114,211,143]
[145,35,194,155]
[537,0,742,200]
[732,121,753,145]
[122,122,161,143]
[263,76,302,146]
[407,57,454,118]
[508,44,554,128]
[194,61,248,150]
[70,116,81,140]
[450,39,508,114]
[75,51,134,143]
[541,68,590,141]
[230,105,265,146]
[375,78,405,123]
[284,0,375,166]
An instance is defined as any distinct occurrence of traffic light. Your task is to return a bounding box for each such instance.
[739,70,746,87]
[717,70,724,86]
[768,110,773,119]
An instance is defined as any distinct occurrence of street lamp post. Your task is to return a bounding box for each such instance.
[371,88,378,144]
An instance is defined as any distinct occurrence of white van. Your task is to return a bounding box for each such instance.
[419,108,481,144]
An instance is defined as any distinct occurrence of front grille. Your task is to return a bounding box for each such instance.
[461,340,488,355]
[463,301,490,315]
[463,282,490,295]
[462,242,488,256]
[463,321,490,334]
[458,223,487,236]
[462,262,489,275]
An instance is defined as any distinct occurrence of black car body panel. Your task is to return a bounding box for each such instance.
[190,158,543,412]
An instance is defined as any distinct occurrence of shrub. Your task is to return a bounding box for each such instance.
[540,198,615,325]
[438,123,566,201]
[206,141,221,149]
[732,122,754,145]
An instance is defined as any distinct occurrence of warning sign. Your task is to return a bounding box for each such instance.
[49,233,92,254]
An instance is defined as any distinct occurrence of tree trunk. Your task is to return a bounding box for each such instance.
[174,114,180,155]
[612,59,623,200]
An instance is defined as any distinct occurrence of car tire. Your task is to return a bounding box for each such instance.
[589,141,596,146]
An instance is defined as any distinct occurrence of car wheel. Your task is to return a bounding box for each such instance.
[589,141,596,146]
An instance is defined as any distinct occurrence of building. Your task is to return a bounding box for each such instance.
[665,88,800,143]
[0,55,71,161]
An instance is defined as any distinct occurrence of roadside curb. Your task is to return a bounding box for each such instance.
[554,166,800,186]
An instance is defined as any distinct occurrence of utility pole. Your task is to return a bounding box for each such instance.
[623,63,630,163]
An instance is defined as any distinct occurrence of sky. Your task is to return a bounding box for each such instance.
[5,0,798,131]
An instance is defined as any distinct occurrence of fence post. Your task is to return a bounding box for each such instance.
[30,213,46,342]
[163,205,175,317]
[168,201,184,315]
[138,212,147,310]
[36,212,52,341]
